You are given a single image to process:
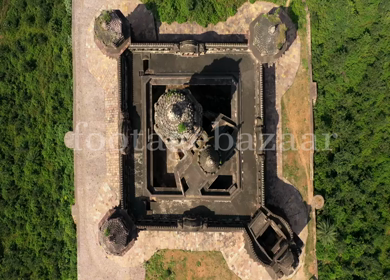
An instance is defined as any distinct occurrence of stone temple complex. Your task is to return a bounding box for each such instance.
[87,5,301,279]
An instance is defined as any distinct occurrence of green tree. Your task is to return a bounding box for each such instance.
[317,220,337,246]
[308,0,390,279]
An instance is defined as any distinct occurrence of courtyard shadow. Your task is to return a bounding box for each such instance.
[126,4,298,46]
[126,4,246,43]
[263,65,310,237]
[121,51,146,218]
[157,31,246,43]
[126,4,158,42]
[269,7,297,53]
[189,56,241,165]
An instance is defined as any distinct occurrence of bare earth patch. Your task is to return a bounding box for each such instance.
[281,15,317,279]
[282,64,311,192]
[146,250,241,280]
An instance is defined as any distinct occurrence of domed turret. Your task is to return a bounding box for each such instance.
[198,146,221,174]
[94,10,131,58]
[154,89,203,150]
[249,8,289,64]
[98,211,137,256]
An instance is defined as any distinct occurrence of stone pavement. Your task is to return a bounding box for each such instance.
[158,2,276,42]
[275,37,301,184]
[111,231,273,280]
[72,1,301,279]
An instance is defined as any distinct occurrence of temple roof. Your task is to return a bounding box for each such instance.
[154,89,203,150]
[198,146,221,174]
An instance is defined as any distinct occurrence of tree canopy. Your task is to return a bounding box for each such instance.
[0,0,76,279]
[308,0,390,279]
[143,0,286,27]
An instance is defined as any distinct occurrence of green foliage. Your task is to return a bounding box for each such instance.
[178,123,187,133]
[288,0,307,34]
[143,0,286,27]
[317,220,337,246]
[63,0,72,16]
[104,228,111,237]
[309,0,390,279]
[0,0,76,279]
[145,252,175,280]
[277,23,287,48]
[263,12,281,25]
[165,90,177,97]
[101,10,112,24]
[301,58,308,71]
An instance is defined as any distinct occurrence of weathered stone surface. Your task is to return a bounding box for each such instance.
[64,131,75,149]
[95,10,125,47]
[198,146,221,174]
[158,2,277,42]
[111,230,273,280]
[249,10,288,64]
[94,10,131,58]
[313,195,325,210]
[74,1,302,279]
[154,89,203,151]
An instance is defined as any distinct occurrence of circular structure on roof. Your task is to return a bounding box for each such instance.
[198,146,221,174]
[99,216,135,256]
[249,8,288,64]
[154,89,203,150]
[94,10,131,58]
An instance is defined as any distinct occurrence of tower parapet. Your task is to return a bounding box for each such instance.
[98,209,137,256]
[249,8,290,64]
[94,10,131,58]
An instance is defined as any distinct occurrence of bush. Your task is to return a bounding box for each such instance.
[143,0,288,27]
[309,0,390,279]
[0,0,76,279]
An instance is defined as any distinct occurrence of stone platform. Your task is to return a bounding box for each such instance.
[72,1,301,279]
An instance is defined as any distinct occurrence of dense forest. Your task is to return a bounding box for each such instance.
[0,0,76,279]
[308,0,390,279]
[142,0,286,27]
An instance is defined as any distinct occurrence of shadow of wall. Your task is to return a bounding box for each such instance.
[263,65,309,237]
[126,4,297,45]
[126,4,246,43]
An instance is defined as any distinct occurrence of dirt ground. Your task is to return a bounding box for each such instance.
[281,64,311,195]
[146,250,241,280]
[281,17,317,279]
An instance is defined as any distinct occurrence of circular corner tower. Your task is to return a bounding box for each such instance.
[94,10,131,58]
[249,8,290,64]
[98,210,137,256]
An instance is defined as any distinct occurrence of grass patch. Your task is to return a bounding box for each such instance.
[304,215,316,278]
[178,122,187,133]
[146,252,176,280]
[301,58,308,71]
[145,250,240,280]
[281,1,317,279]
